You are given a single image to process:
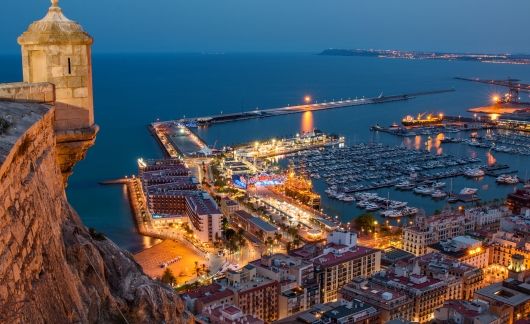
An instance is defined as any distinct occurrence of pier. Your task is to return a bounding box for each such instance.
[99,178,131,185]
[178,89,454,126]
[150,122,210,158]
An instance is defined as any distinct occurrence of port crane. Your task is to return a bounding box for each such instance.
[455,77,530,104]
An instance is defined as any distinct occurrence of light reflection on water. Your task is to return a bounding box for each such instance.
[414,135,421,150]
[301,111,314,134]
[486,150,497,166]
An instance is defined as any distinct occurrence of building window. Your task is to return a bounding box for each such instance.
[68,58,72,75]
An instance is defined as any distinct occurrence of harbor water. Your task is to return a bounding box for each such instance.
[1,53,529,252]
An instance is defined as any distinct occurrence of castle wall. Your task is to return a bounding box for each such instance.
[0,102,188,323]
[0,82,55,103]
[0,82,97,181]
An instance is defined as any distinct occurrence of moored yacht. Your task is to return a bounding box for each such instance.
[496,174,519,184]
[431,190,447,199]
[464,168,485,178]
[460,187,478,195]
[414,186,433,195]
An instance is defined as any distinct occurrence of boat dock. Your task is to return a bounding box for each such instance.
[178,89,454,126]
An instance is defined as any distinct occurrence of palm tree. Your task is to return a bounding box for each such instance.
[266,236,274,254]
[286,241,292,253]
[161,268,177,286]
[194,261,201,278]
[292,235,302,249]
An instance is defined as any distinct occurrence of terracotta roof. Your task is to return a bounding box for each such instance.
[182,283,234,304]
[314,246,377,267]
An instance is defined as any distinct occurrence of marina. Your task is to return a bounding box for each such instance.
[371,116,530,156]
[287,142,522,218]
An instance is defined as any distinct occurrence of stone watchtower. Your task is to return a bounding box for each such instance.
[17,0,98,180]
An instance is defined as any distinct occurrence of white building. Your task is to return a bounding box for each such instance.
[467,206,508,227]
[403,208,506,256]
[327,230,357,248]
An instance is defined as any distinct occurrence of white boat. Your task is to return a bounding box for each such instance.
[431,190,447,199]
[389,201,408,209]
[357,200,369,208]
[365,203,380,211]
[395,181,415,190]
[496,174,519,184]
[342,195,355,202]
[460,187,478,195]
[432,182,446,188]
[381,209,403,218]
[414,186,433,195]
[464,168,485,178]
[402,207,419,215]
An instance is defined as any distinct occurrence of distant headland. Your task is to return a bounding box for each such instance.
[320,48,530,65]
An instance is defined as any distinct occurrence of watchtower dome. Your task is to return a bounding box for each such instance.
[18,0,94,131]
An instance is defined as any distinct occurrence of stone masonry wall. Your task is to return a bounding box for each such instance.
[0,82,55,103]
[21,44,94,129]
[0,103,188,323]
[0,82,98,182]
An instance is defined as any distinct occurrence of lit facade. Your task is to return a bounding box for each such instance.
[417,252,485,300]
[224,265,280,322]
[371,267,447,324]
[139,158,222,243]
[313,243,381,303]
[403,208,504,256]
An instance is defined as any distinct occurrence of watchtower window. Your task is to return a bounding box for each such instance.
[67,58,72,75]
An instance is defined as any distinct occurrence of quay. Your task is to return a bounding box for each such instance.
[150,122,210,158]
[178,89,454,126]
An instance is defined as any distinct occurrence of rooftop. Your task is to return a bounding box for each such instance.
[221,198,239,206]
[323,300,378,320]
[373,270,444,291]
[289,244,323,259]
[416,252,478,274]
[18,0,93,46]
[198,304,264,324]
[342,280,407,305]
[232,210,276,232]
[382,247,415,264]
[475,279,530,307]
[182,283,234,305]
[313,245,378,268]
[186,193,221,216]
[439,300,493,319]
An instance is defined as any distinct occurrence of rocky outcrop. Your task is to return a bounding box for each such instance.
[55,125,98,182]
[0,102,189,323]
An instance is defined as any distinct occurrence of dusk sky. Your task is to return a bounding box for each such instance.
[1,0,530,54]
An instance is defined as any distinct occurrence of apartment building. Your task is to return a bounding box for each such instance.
[340,277,414,322]
[313,241,381,303]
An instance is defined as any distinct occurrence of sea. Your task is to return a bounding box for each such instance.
[1,53,530,253]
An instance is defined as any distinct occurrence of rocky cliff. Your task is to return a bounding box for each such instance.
[0,102,189,323]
